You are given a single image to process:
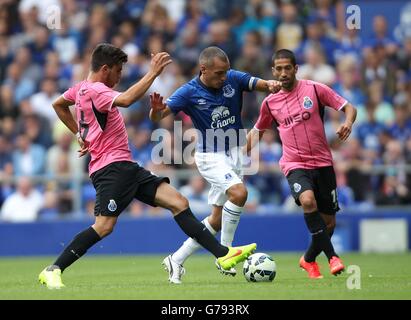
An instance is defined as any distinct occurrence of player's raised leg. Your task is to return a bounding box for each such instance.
[168,206,221,283]
[39,216,117,289]
[167,182,247,280]
[154,182,256,282]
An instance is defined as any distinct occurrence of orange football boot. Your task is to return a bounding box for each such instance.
[329,256,345,276]
[299,255,323,279]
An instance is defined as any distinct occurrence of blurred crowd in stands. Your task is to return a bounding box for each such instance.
[0,0,410,222]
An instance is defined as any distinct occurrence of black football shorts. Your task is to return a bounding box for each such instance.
[90,161,169,216]
[286,166,340,215]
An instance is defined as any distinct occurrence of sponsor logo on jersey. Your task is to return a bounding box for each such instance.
[198,99,207,105]
[210,106,235,129]
[303,96,313,109]
[223,84,235,98]
[108,199,117,212]
[282,111,311,127]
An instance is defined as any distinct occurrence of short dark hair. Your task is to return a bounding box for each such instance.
[199,46,229,67]
[90,43,128,72]
[272,49,297,66]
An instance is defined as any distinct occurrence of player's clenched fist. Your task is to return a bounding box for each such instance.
[266,80,282,94]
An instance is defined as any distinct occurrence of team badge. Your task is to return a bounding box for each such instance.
[108,199,117,212]
[303,96,313,109]
[293,183,302,193]
[225,173,233,181]
[223,84,235,98]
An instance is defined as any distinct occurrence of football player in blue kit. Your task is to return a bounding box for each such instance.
[150,46,281,284]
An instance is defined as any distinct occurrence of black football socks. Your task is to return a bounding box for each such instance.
[174,208,228,258]
[52,226,101,272]
[305,227,336,262]
[303,211,337,262]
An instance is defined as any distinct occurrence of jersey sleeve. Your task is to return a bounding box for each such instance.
[230,69,259,92]
[254,99,274,131]
[166,86,190,114]
[314,82,348,111]
[90,83,121,113]
[62,84,78,103]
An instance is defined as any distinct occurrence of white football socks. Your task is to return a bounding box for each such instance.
[221,200,243,247]
[172,217,217,265]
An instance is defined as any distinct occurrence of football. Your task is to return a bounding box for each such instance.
[243,253,276,282]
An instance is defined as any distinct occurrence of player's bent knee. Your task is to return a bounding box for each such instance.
[169,194,189,214]
[327,220,336,231]
[299,196,317,211]
[94,223,115,238]
[93,217,117,238]
[228,184,248,205]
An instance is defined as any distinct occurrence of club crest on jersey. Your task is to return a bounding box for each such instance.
[293,183,302,193]
[108,199,117,212]
[223,84,235,98]
[303,96,313,109]
[225,173,233,181]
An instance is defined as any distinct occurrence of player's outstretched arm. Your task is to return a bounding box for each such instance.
[114,52,172,107]
[149,92,172,122]
[246,128,265,155]
[336,103,357,141]
[255,79,282,94]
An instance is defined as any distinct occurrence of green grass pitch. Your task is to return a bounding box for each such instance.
[0,253,410,300]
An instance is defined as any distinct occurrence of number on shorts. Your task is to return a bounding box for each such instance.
[331,189,338,209]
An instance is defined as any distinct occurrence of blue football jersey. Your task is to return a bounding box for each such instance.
[166,69,259,152]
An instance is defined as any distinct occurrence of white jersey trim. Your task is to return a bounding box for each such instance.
[338,100,348,111]
[62,93,74,103]
[253,125,265,132]
[249,77,256,90]
[109,92,122,111]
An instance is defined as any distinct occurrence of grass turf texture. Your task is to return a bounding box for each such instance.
[0,253,410,300]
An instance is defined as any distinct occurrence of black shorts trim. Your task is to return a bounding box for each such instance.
[91,161,170,216]
[286,166,340,215]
